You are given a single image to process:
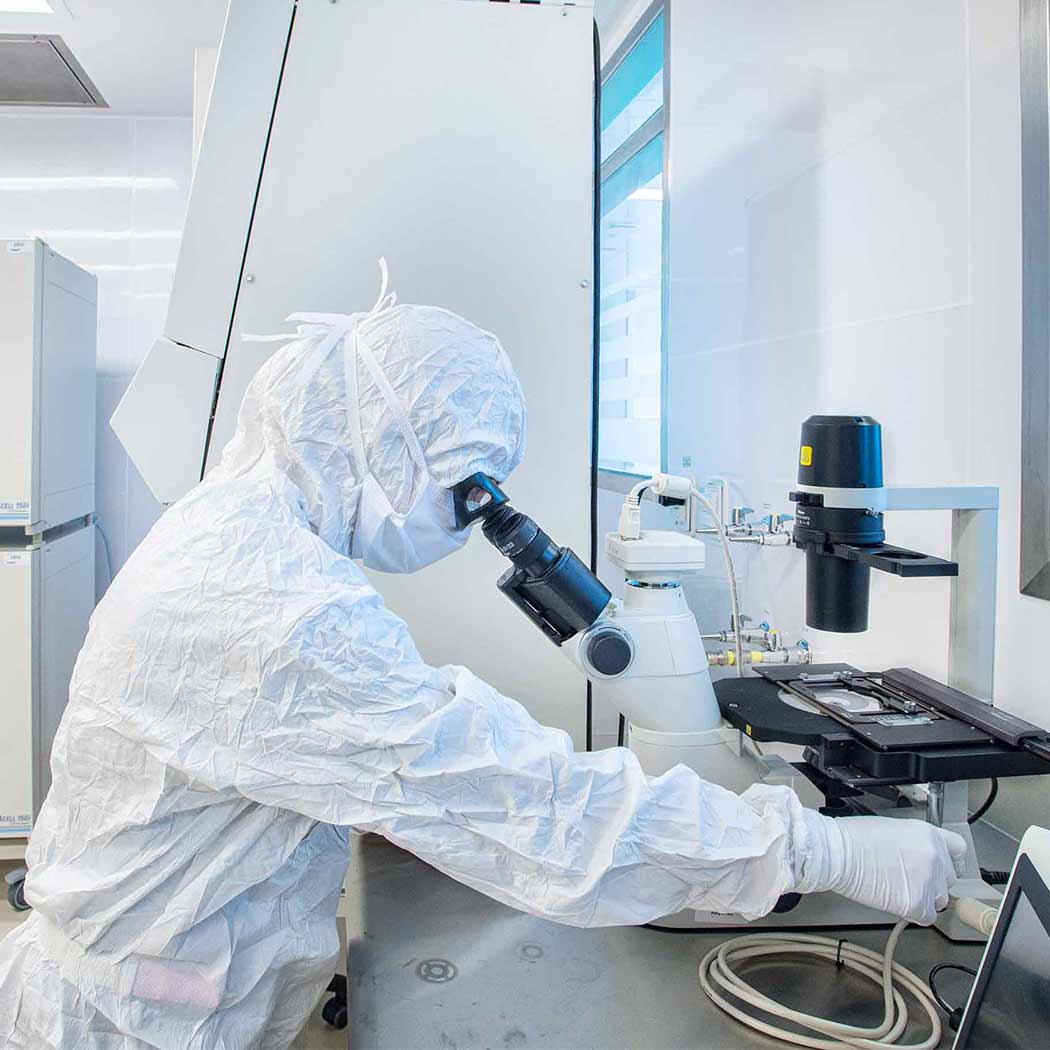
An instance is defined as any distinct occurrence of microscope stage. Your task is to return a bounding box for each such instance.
[715,665,1050,789]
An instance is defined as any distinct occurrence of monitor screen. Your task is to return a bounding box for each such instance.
[956,854,1050,1049]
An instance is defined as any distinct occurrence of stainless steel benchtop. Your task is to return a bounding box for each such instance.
[342,832,1000,1050]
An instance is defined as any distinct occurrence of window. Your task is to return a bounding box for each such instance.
[598,6,665,478]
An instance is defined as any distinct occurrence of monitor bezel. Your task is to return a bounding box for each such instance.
[955,852,1050,1048]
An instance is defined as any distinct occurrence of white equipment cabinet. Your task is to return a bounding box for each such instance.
[0,530,95,833]
[0,240,96,533]
[113,0,598,743]
[0,239,96,862]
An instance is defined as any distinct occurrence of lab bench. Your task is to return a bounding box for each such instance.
[341,832,1001,1050]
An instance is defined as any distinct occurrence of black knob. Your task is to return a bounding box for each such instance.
[585,627,633,677]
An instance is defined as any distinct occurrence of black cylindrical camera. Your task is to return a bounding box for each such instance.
[481,505,610,644]
[451,473,611,646]
[790,416,884,633]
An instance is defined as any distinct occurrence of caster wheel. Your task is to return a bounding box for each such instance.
[771,891,801,914]
[322,995,348,1030]
[6,879,28,912]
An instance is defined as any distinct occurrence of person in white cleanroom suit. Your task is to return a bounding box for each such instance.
[0,272,965,1049]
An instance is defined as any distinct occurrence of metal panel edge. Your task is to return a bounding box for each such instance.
[163,0,295,359]
[30,242,44,534]
[111,338,220,505]
[1021,0,1050,598]
[206,0,596,742]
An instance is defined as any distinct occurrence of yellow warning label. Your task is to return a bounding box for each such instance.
[800,445,813,467]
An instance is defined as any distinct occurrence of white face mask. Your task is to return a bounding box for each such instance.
[342,317,469,574]
[351,472,468,574]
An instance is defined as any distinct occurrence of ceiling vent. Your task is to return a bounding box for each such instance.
[0,34,107,107]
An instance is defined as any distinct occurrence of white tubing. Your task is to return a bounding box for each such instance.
[690,487,744,678]
[618,481,651,540]
[954,897,998,937]
[627,479,651,502]
[698,922,942,1050]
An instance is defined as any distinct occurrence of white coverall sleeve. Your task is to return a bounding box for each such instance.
[217,583,813,928]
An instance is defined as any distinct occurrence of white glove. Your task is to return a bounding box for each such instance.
[795,812,968,925]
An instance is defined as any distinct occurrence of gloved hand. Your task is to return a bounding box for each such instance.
[795,812,968,924]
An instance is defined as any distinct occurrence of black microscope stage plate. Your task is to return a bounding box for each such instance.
[715,665,852,746]
[713,666,1050,788]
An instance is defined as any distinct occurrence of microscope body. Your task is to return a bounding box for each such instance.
[568,531,719,734]
[476,457,1000,937]
[564,530,766,790]
[575,590,724,743]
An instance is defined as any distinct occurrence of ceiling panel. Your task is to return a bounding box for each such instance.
[0,34,106,106]
[0,0,227,116]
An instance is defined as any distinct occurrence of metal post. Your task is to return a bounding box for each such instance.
[948,506,998,701]
[926,782,945,827]
[879,486,999,702]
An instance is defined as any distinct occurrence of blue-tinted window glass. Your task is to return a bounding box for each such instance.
[598,133,663,476]
[601,13,664,161]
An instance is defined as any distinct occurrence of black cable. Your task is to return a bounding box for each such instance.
[585,687,593,752]
[617,713,626,747]
[585,17,602,753]
[928,963,977,1031]
[980,867,1011,887]
[643,920,896,935]
[643,922,708,934]
[968,777,998,825]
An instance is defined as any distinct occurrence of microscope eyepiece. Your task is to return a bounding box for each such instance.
[481,506,561,579]
[451,473,510,530]
[450,472,611,646]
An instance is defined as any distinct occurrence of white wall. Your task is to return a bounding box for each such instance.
[612,0,1044,838]
[662,0,970,681]
[0,114,192,597]
[964,0,1047,838]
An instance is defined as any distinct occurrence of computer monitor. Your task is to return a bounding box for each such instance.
[954,827,1050,1050]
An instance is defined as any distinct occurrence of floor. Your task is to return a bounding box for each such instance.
[292,1000,346,1050]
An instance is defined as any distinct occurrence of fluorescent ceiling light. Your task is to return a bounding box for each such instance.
[31,229,182,240]
[0,0,54,12]
[0,177,176,190]
[84,263,177,273]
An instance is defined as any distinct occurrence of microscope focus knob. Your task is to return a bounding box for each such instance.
[581,624,634,678]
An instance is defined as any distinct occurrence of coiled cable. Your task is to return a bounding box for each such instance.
[698,921,942,1050]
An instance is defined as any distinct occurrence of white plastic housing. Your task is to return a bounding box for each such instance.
[606,530,707,583]
[576,585,722,734]
[627,724,751,787]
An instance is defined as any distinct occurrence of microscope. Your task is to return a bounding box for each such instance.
[453,473,736,778]
[455,416,1050,939]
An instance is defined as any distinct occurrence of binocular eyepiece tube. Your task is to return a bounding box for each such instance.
[451,473,611,646]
